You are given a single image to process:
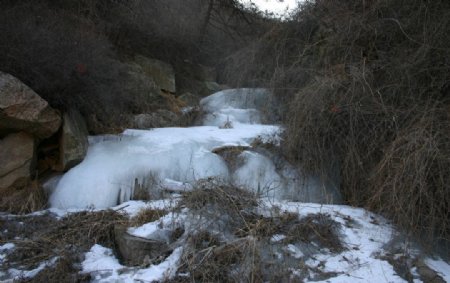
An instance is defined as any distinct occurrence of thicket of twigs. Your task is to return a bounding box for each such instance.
[223,0,450,249]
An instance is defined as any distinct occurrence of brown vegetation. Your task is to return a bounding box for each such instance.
[0,210,126,281]
[173,179,344,282]
[0,182,48,214]
[222,0,450,249]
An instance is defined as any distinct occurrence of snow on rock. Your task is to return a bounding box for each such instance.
[128,212,185,242]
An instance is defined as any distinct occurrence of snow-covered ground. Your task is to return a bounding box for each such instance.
[1,89,449,282]
[77,200,450,283]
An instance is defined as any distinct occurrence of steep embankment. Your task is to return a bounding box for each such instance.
[221,0,450,250]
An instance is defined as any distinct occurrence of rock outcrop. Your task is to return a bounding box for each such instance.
[176,61,224,99]
[58,110,89,171]
[133,110,179,129]
[0,71,61,139]
[133,55,176,93]
[0,132,35,189]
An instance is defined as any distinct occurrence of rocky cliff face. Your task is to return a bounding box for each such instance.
[0,72,89,209]
[0,54,223,212]
[0,132,35,189]
[0,72,61,139]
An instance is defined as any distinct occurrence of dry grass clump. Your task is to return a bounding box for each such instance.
[129,208,167,227]
[286,214,343,252]
[180,178,258,216]
[180,181,258,233]
[1,210,126,275]
[239,212,343,252]
[0,183,48,215]
[175,236,257,283]
[29,256,91,283]
[212,146,249,171]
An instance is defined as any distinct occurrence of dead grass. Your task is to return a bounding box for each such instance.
[28,256,91,283]
[1,210,126,275]
[254,0,450,249]
[212,146,249,171]
[0,182,48,215]
[176,237,255,283]
[238,212,343,253]
[180,178,258,215]
[129,208,167,227]
[173,180,344,282]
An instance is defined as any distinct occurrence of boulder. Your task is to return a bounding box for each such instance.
[0,72,61,139]
[204,81,222,94]
[133,55,176,93]
[175,61,223,98]
[179,60,217,82]
[133,110,178,129]
[57,110,89,171]
[178,92,199,106]
[114,225,170,266]
[0,132,35,189]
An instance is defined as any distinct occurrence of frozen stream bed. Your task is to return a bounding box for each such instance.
[49,88,341,209]
[1,89,448,282]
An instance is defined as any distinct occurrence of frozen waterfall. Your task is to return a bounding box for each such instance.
[49,88,341,209]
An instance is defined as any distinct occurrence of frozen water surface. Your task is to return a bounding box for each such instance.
[50,88,333,209]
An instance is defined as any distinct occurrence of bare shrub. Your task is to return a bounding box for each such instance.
[129,208,167,227]
[180,178,258,230]
[369,109,450,245]
[225,0,450,249]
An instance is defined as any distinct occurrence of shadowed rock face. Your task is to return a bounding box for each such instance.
[133,55,176,93]
[0,71,61,139]
[0,132,35,189]
[58,110,89,171]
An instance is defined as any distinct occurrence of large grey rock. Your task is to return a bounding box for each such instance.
[176,76,225,98]
[57,110,89,171]
[133,55,176,93]
[178,92,199,106]
[133,110,178,129]
[0,72,61,139]
[0,132,35,189]
[179,61,217,82]
[175,62,223,98]
[204,81,222,94]
[114,225,170,266]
